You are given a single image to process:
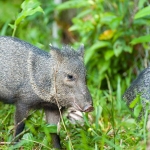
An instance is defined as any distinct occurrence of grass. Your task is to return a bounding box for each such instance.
[0,0,149,149]
[0,77,148,150]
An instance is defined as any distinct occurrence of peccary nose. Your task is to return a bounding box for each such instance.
[83,105,94,112]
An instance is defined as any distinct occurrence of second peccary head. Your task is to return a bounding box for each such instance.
[49,45,93,112]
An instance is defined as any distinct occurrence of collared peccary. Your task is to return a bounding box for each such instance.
[123,67,150,149]
[0,36,94,149]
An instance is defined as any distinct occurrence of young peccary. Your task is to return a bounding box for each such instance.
[0,36,94,148]
[123,67,150,149]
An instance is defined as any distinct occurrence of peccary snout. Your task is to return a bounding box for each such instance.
[83,105,94,112]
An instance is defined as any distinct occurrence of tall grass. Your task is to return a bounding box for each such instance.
[0,0,150,149]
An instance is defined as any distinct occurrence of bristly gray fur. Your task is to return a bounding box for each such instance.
[123,67,150,149]
[0,36,93,149]
[50,44,84,58]
[123,67,150,106]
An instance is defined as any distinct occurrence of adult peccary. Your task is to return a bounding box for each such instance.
[123,67,150,149]
[0,36,94,149]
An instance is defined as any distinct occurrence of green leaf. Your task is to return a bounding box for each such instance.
[129,95,141,108]
[15,0,44,25]
[76,9,92,19]
[95,105,102,128]
[25,6,43,16]
[21,0,41,10]
[123,118,137,128]
[131,35,150,45]
[124,45,133,53]
[9,24,15,29]
[104,50,114,60]
[85,41,110,64]
[101,12,117,25]
[134,5,150,19]
[138,0,147,9]
[109,17,122,29]
[43,124,57,133]
[117,76,121,111]
[113,40,123,57]
[22,133,34,140]
[134,104,142,118]
[69,25,79,31]
[56,0,88,10]
[15,13,26,25]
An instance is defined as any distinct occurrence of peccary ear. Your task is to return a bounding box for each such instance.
[49,44,63,62]
[78,44,84,59]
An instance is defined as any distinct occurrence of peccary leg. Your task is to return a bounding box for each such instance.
[147,115,150,150]
[45,109,61,149]
[14,103,29,141]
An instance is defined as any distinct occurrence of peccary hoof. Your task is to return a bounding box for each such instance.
[51,133,61,149]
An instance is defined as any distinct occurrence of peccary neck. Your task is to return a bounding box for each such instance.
[27,50,56,103]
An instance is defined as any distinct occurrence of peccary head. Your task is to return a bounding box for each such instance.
[50,45,94,112]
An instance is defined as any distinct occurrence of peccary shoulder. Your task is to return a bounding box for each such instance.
[123,67,150,106]
[0,36,93,148]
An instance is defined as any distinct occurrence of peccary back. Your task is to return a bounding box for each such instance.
[123,67,150,105]
[123,67,150,149]
[0,36,94,148]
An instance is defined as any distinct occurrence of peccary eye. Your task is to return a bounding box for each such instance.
[67,74,74,81]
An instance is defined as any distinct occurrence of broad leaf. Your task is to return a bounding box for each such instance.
[134,5,150,19]
[129,95,141,108]
[131,35,150,45]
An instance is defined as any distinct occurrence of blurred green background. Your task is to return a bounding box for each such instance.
[0,0,150,149]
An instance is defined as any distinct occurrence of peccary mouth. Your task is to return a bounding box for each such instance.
[83,105,94,112]
[69,101,94,113]
[66,107,84,122]
[66,106,94,125]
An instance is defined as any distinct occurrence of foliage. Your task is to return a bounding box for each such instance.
[10,0,44,36]
[0,0,150,149]
[57,0,150,91]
